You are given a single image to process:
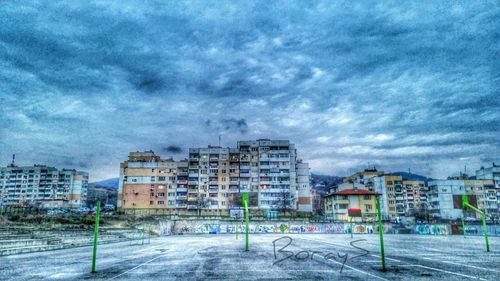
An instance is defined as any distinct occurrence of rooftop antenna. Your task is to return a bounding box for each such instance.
[10,154,16,167]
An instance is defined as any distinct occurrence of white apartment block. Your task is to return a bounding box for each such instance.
[0,164,88,209]
[427,179,497,220]
[476,163,500,188]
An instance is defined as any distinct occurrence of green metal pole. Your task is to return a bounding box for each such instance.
[481,213,490,252]
[236,218,239,240]
[244,200,249,251]
[92,201,101,273]
[462,195,490,252]
[376,196,386,272]
[350,216,353,239]
[461,218,466,239]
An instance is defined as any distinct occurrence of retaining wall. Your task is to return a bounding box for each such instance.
[153,220,500,236]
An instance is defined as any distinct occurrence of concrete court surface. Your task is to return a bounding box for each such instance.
[0,233,498,280]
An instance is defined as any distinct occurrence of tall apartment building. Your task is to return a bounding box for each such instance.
[402,180,428,215]
[117,139,313,215]
[117,151,188,212]
[367,175,403,220]
[0,163,88,209]
[187,146,239,214]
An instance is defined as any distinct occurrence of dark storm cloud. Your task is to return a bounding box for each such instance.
[163,146,183,154]
[205,118,248,134]
[0,0,498,180]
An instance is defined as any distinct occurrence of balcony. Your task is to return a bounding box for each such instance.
[176,204,187,208]
[240,156,250,162]
[188,181,198,185]
[177,180,188,185]
[188,189,198,194]
[177,187,187,192]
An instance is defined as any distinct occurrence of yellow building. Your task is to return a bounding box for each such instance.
[324,189,380,222]
[465,179,496,216]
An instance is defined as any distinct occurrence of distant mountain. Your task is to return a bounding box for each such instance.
[88,178,119,190]
[311,173,344,192]
[390,172,432,183]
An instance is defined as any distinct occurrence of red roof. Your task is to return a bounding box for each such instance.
[330,189,379,196]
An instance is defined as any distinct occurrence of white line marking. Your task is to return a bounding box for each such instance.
[371,254,401,262]
[317,254,390,281]
[422,257,500,273]
[399,265,487,280]
[107,254,167,280]
[134,245,158,253]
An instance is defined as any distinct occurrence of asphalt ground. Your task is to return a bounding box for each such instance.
[0,234,498,280]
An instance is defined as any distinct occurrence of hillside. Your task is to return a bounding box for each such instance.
[390,172,432,183]
[88,178,119,190]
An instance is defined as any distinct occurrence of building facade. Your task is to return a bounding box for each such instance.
[402,180,427,215]
[343,168,384,185]
[0,164,88,209]
[367,175,403,220]
[475,163,500,188]
[324,189,379,222]
[117,139,312,215]
[427,179,498,220]
[117,151,187,212]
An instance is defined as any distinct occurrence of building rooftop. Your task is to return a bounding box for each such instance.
[327,189,380,196]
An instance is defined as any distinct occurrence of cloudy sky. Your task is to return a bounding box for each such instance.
[0,1,498,181]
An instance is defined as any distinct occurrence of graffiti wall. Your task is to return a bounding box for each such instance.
[153,220,498,236]
[462,225,500,236]
[167,220,381,235]
[413,224,450,235]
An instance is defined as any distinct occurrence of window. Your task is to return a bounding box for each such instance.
[158,201,164,205]
[150,201,154,205]
[339,204,348,209]
[365,204,372,210]
[364,195,371,200]
[158,192,165,197]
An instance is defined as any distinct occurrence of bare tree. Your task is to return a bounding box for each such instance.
[273,190,295,216]
[227,193,242,208]
[196,195,208,217]
[414,202,429,223]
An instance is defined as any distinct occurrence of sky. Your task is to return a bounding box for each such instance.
[0,1,498,181]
